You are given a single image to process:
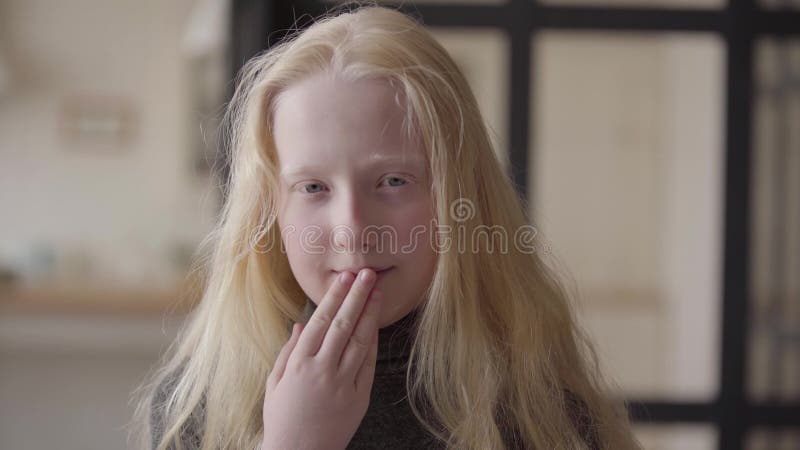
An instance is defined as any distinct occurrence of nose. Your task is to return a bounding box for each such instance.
[331,191,378,254]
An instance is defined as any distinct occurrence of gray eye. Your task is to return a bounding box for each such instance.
[384,176,407,187]
[302,182,325,194]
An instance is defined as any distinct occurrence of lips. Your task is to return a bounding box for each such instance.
[374,267,393,276]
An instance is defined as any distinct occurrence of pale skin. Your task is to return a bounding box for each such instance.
[260,268,382,450]
[260,74,437,449]
[271,74,437,328]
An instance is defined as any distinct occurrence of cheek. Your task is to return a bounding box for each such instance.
[388,205,437,292]
[390,204,434,256]
[281,233,315,283]
[278,202,325,252]
[278,209,331,299]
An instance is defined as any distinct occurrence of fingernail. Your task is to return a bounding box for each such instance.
[359,269,372,281]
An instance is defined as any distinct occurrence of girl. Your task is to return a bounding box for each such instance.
[130,3,642,449]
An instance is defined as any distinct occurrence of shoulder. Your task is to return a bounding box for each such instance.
[150,362,204,450]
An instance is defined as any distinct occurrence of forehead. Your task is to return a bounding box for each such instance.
[271,74,424,171]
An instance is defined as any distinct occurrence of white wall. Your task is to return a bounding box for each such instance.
[0,0,219,290]
[0,1,220,448]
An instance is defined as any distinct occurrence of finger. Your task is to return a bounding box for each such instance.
[293,271,356,357]
[266,323,300,390]
[316,269,377,366]
[354,326,379,393]
[338,289,382,379]
[266,322,302,391]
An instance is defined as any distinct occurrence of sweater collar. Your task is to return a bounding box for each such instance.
[295,297,419,364]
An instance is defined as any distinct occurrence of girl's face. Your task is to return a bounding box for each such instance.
[272,74,437,328]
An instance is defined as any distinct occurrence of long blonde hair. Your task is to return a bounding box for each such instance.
[129,3,642,449]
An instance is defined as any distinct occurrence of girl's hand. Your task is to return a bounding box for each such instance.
[260,268,383,450]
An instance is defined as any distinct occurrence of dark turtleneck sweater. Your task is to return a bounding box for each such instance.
[150,298,599,449]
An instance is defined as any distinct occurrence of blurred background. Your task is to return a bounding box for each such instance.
[0,0,797,449]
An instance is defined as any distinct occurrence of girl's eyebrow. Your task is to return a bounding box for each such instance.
[280,154,425,178]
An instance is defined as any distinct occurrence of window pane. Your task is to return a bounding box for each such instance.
[634,424,718,450]
[747,428,800,449]
[538,0,725,9]
[531,31,725,400]
[749,37,800,402]
[429,28,510,173]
